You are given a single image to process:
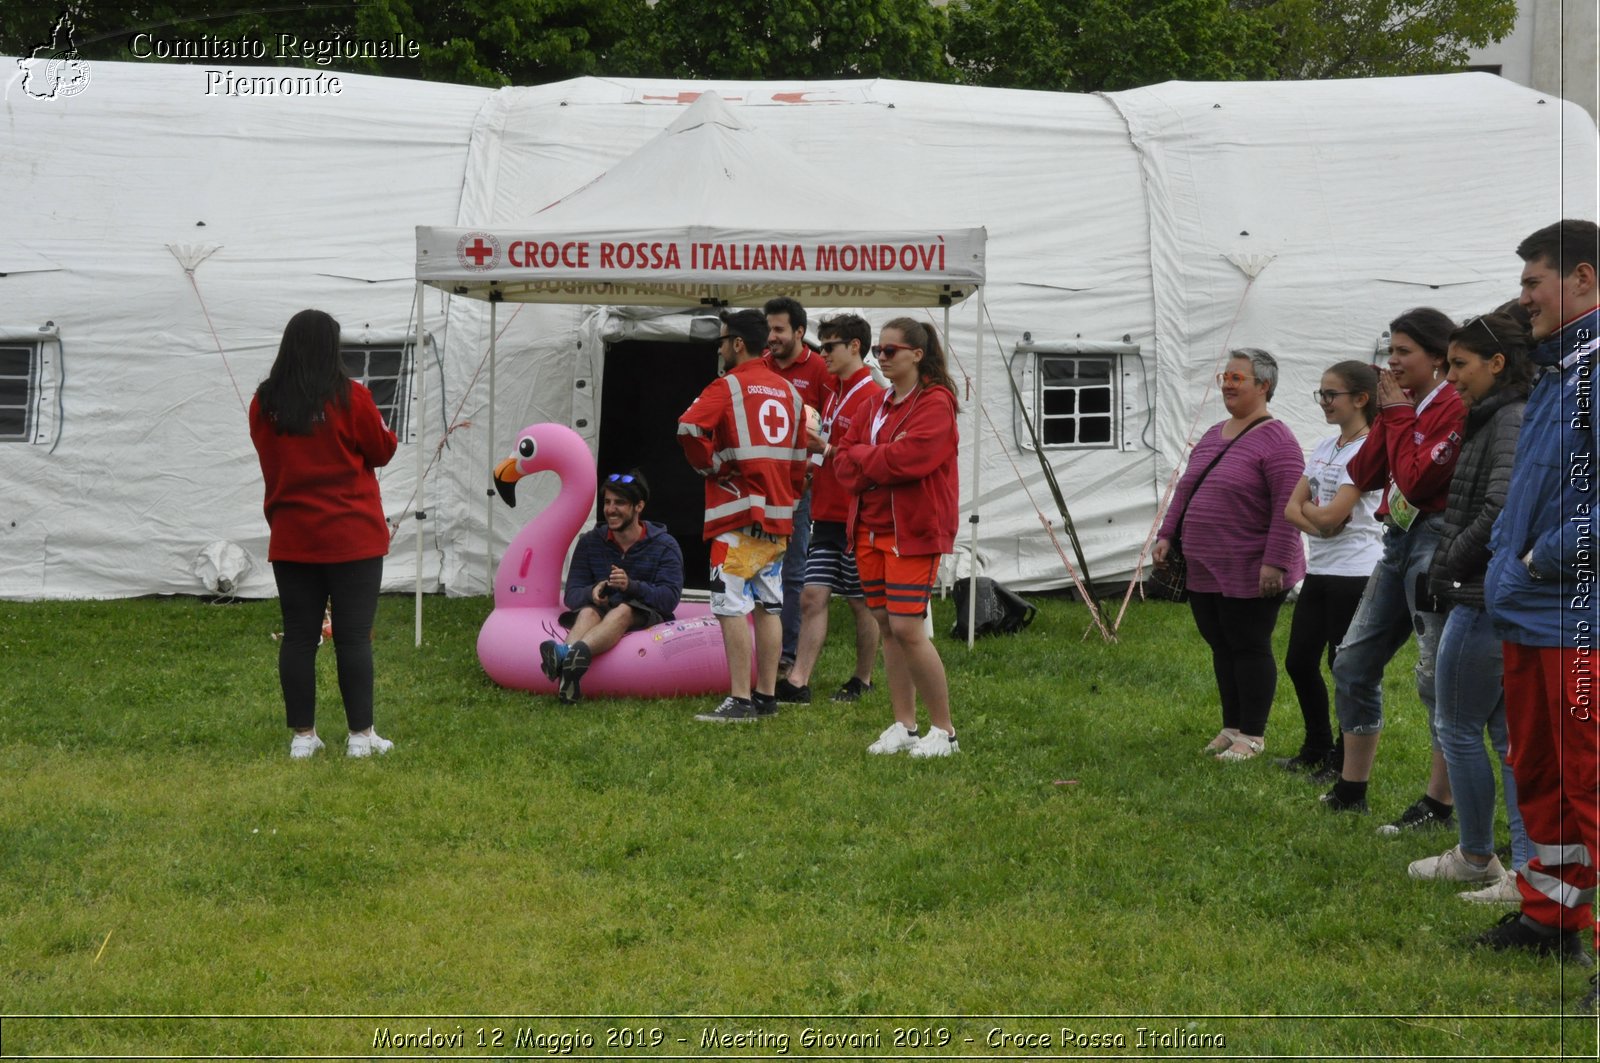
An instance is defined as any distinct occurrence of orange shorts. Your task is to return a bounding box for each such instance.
[854,530,939,617]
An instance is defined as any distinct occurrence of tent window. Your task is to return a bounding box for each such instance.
[0,343,40,443]
[1034,354,1116,448]
[341,344,412,435]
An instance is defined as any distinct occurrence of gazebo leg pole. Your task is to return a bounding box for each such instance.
[414,282,427,648]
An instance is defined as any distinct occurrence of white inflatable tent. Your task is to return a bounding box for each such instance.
[2,61,1595,602]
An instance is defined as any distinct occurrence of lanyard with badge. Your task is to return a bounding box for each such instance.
[813,374,879,467]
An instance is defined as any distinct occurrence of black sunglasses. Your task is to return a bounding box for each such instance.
[819,339,852,353]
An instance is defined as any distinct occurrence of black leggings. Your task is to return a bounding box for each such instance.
[1283,574,1369,758]
[1188,590,1287,737]
[272,557,383,733]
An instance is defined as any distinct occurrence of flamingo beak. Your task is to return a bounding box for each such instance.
[493,457,523,507]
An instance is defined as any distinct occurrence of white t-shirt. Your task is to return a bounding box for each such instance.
[1303,433,1384,577]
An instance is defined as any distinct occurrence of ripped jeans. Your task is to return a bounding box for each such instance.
[1331,517,1443,737]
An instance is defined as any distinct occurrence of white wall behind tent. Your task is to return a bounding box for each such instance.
[2,62,1595,600]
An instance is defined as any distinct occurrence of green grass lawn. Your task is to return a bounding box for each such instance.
[1,593,1595,1059]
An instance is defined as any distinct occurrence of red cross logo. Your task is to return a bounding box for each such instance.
[456,231,500,272]
[758,399,791,444]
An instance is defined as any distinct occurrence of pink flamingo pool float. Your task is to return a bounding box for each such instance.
[478,422,739,697]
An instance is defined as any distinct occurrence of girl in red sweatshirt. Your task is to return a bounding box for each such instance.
[833,317,961,757]
[250,309,398,760]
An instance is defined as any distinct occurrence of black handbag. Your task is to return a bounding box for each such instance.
[1155,416,1272,601]
[951,576,1038,639]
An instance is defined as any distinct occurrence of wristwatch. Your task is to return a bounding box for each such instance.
[1522,550,1547,582]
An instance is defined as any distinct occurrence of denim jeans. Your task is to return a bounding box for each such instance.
[1435,604,1530,867]
[1331,517,1443,736]
[779,490,812,661]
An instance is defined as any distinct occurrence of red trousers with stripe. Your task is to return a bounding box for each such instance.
[1504,642,1600,942]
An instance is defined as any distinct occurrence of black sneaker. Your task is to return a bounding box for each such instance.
[832,677,872,703]
[695,696,760,723]
[774,678,811,704]
[1276,749,1331,774]
[539,640,565,682]
[752,694,780,718]
[558,641,591,704]
[1473,912,1593,966]
[1309,761,1341,784]
[1320,788,1369,814]
[1377,796,1454,836]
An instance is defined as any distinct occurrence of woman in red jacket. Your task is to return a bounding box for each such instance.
[832,317,961,758]
[250,309,399,759]
[1322,307,1464,826]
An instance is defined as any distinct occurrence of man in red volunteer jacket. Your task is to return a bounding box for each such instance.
[776,312,884,705]
[763,296,837,676]
[678,308,806,722]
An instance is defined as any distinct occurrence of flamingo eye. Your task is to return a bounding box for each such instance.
[518,437,537,459]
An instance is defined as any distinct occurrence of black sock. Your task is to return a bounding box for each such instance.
[1334,778,1367,803]
[1422,794,1453,817]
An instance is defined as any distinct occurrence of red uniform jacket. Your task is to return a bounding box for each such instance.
[249,382,398,563]
[1345,381,1465,519]
[677,359,806,540]
[765,345,837,414]
[810,366,887,524]
[833,383,960,556]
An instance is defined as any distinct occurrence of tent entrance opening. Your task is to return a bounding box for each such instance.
[596,339,720,591]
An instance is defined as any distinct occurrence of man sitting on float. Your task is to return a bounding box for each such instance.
[539,470,684,703]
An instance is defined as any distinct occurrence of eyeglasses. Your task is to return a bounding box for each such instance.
[1312,389,1357,404]
[819,340,852,353]
[606,474,636,484]
[1216,371,1260,387]
[871,343,917,358]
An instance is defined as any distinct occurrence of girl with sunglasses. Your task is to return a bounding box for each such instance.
[1321,308,1465,829]
[831,318,961,757]
[1279,361,1382,780]
[1408,309,1534,899]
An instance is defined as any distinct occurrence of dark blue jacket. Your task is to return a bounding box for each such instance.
[562,520,683,621]
[1485,306,1600,646]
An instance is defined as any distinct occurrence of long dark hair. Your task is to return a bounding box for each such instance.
[882,316,960,410]
[256,309,350,436]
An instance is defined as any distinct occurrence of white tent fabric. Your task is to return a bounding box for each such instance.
[418,92,986,306]
[2,62,1595,601]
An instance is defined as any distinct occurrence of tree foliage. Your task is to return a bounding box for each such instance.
[4,0,1517,91]
[946,0,1517,92]
[612,0,954,82]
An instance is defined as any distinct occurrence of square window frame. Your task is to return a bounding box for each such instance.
[1010,340,1138,453]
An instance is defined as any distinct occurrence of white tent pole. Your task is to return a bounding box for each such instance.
[414,282,427,648]
[966,291,983,649]
[487,299,497,594]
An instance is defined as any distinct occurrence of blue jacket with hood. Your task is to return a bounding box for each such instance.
[1485,306,1600,646]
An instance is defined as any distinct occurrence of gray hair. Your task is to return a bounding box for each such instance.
[1229,347,1279,401]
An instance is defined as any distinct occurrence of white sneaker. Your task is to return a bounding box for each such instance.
[1407,845,1505,883]
[868,722,919,755]
[1460,870,1522,904]
[346,730,394,758]
[289,732,324,759]
[908,725,960,759]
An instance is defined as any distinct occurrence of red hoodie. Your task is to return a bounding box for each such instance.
[249,382,397,563]
[832,383,960,556]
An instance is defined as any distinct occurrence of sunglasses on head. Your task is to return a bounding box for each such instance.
[607,474,636,484]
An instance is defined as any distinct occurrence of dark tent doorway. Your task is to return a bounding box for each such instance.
[596,339,721,591]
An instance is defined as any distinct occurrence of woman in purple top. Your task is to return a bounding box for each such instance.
[1155,349,1307,761]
